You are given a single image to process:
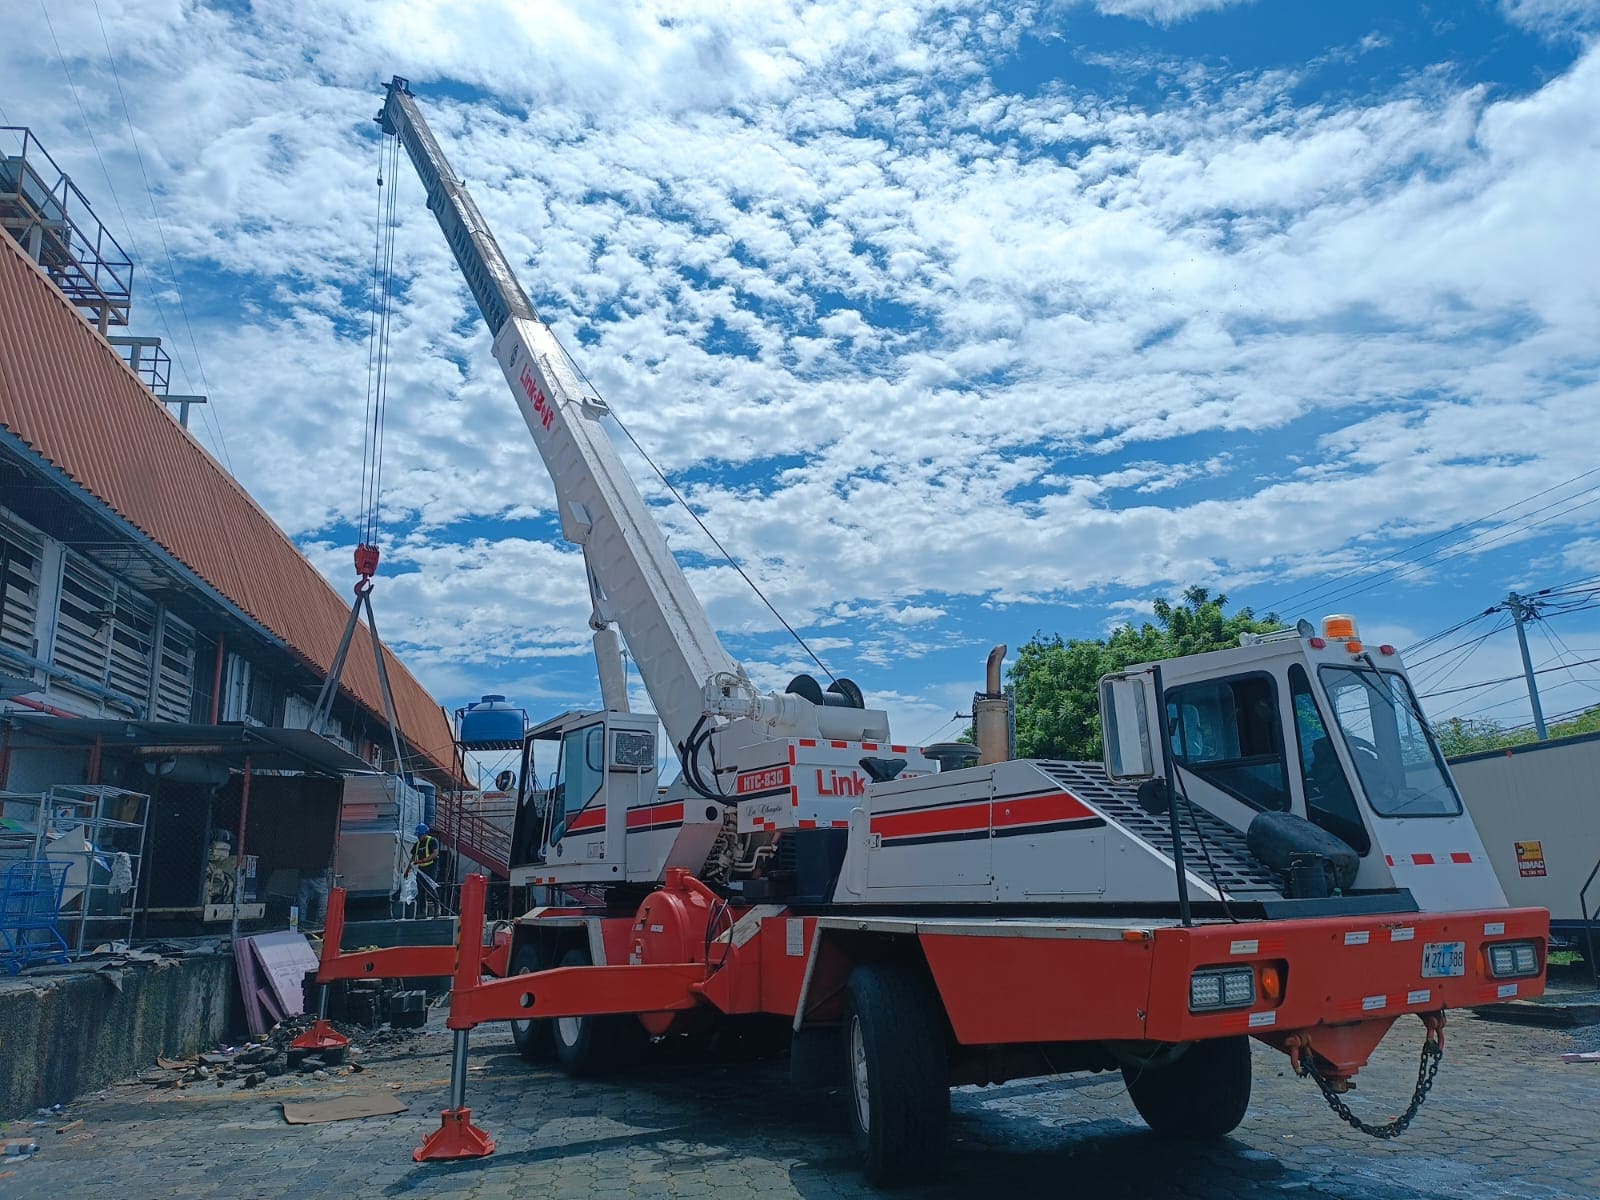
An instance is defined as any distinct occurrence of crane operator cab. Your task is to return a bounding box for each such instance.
[507,708,726,890]
[1104,614,1505,914]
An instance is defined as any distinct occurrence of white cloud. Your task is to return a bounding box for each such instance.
[1500,0,1600,39]
[4,2,1598,734]
[1089,0,1255,24]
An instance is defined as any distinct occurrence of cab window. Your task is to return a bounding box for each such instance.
[1165,673,1289,812]
[559,724,606,819]
[1318,666,1463,817]
[1288,665,1371,853]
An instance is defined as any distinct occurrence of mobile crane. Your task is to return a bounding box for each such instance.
[305,77,1548,1183]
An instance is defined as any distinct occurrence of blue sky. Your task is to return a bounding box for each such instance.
[5,0,1600,771]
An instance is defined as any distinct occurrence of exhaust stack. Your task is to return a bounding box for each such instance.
[973,644,1011,766]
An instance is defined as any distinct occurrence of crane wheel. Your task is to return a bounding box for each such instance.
[841,963,950,1186]
[551,946,645,1076]
[508,943,554,1062]
[1121,1035,1252,1137]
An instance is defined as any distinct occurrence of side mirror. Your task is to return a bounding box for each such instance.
[1100,670,1160,781]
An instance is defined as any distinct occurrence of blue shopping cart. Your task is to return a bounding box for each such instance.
[0,859,71,973]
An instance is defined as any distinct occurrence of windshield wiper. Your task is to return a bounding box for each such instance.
[1358,652,1433,729]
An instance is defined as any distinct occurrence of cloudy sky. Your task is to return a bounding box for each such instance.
[5,0,1600,766]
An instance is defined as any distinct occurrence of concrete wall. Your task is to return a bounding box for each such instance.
[0,954,233,1117]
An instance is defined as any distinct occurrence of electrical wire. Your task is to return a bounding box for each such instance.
[1301,484,1600,616]
[1404,609,1498,659]
[1264,467,1600,616]
[1409,618,1511,694]
[1538,623,1600,701]
[1420,653,1600,700]
[911,713,966,748]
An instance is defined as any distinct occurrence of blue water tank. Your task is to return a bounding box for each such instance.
[458,694,526,750]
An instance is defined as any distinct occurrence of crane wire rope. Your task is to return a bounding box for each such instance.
[553,339,840,686]
[358,132,403,559]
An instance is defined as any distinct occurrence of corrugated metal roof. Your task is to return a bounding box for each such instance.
[0,235,457,775]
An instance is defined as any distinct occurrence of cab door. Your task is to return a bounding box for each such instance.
[547,721,613,867]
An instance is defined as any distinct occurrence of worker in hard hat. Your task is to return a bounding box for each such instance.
[404,823,441,916]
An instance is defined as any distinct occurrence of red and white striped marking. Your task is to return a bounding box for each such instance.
[1385,851,1475,867]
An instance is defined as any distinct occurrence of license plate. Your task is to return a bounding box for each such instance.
[1421,941,1465,978]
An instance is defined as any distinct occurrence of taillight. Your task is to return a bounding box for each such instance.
[1485,941,1541,979]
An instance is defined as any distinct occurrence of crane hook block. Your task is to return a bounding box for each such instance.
[354,543,381,579]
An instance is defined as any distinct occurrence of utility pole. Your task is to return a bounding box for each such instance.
[1505,592,1549,740]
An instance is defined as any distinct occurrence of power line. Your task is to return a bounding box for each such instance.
[1422,653,1600,700]
[1410,618,1510,695]
[1496,700,1600,735]
[1293,483,1600,616]
[912,713,966,747]
[1404,609,1496,658]
[1263,466,1600,616]
[1537,622,1600,701]
[1406,612,1499,668]
[90,0,233,473]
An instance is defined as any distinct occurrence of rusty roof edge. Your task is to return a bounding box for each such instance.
[0,423,454,777]
[0,237,457,777]
[0,238,254,498]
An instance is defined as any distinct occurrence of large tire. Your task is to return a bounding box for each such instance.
[551,946,645,1076]
[1122,1036,1252,1138]
[508,943,554,1062]
[841,963,950,1187]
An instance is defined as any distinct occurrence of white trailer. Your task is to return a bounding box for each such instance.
[1451,731,1600,945]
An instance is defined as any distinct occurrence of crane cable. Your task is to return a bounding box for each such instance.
[356,131,403,586]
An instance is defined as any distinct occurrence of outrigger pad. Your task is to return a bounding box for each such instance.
[413,1107,495,1162]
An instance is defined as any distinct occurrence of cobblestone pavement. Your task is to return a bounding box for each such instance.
[6,1004,1598,1199]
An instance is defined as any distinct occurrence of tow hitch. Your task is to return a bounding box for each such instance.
[1287,1012,1446,1139]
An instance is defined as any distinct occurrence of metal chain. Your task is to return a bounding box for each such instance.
[1293,1031,1443,1139]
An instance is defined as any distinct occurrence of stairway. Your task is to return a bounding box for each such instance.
[434,791,514,878]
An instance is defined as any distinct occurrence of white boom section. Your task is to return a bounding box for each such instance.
[377,78,743,751]
[491,317,744,748]
[378,78,887,755]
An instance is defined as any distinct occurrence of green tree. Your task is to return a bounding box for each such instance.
[1430,717,1532,759]
[1011,587,1280,761]
[1431,704,1600,759]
